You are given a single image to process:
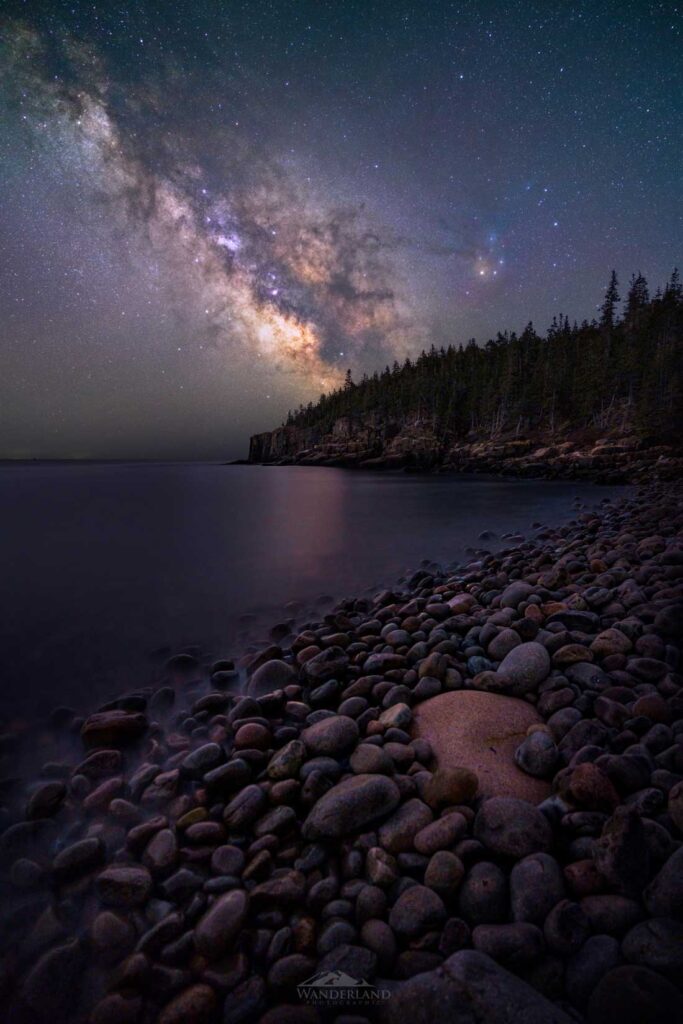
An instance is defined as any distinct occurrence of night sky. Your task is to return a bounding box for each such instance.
[1,1,681,459]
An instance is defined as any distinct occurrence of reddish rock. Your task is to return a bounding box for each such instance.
[413,691,551,802]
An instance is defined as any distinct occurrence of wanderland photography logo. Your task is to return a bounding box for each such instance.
[297,970,391,1006]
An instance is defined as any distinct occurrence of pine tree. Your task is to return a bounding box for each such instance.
[600,270,620,330]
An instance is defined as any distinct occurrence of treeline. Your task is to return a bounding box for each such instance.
[286,271,682,442]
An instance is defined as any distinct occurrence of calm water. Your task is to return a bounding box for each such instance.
[0,463,626,718]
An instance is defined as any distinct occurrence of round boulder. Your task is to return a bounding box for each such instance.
[474,797,552,859]
[413,691,550,802]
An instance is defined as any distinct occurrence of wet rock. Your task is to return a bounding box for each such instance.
[223,784,268,829]
[474,797,552,859]
[96,866,153,907]
[223,975,267,1024]
[81,710,147,749]
[587,964,683,1024]
[382,949,573,1023]
[472,922,544,967]
[379,703,413,730]
[667,778,683,832]
[182,743,223,776]
[580,894,643,934]
[424,767,479,808]
[645,845,683,919]
[143,828,178,874]
[510,853,565,924]
[53,836,105,880]
[250,870,307,908]
[378,798,433,853]
[424,850,465,896]
[267,740,306,779]
[389,883,447,938]
[158,984,217,1024]
[414,812,467,855]
[302,774,401,840]
[26,781,67,819]
[90,993,143,1024]
[488,628,522,661]
[350,743,394,775]
[194,889,249,958]
[303,646,349,683]
[566,762,620,812]
[565,934,620,1009]
[622,917,683,980]
[500,582,535,608]
[414,691,549,802]
[543,899,590,955]
[302,715,359,757]
[514,732,558,778]
[22,938,86,1018]
[248,659,295,697]
[593,806,649,896]
[459,861,508,925]
[495,642,550,694]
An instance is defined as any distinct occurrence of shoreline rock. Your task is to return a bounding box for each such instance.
[247,420,682,484]
[0,479,681,1023]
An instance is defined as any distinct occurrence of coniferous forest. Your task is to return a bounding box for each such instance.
[285,271,683,443]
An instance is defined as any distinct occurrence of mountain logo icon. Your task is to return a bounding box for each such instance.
[300,970,374,988]
[297,969,391,1005]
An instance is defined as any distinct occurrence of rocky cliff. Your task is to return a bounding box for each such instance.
[248,412,682,483]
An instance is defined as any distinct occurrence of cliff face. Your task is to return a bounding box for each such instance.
[248,410,682,483]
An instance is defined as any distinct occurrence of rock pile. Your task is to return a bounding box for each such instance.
[0,481,682,1024]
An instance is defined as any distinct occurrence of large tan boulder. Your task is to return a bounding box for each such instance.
[413,691,551,803]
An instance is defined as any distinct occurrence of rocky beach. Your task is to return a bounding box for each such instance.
[247,418,683,485]
[1,477,682,1024]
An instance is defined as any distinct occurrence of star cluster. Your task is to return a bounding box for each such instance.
[1,1,680,457]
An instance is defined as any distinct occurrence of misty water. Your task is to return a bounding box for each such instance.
[0,462,627,719]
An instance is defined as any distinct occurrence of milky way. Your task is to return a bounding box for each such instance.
[1,2,680,458]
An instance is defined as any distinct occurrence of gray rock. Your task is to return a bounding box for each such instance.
[223,784,268,829]
[593,806,649,896]
[471,922,544,967]
[587,964,683,1024]
[389,884,447,938]
[302,774,401,840]
[350,743,394,775]
[381,949,574,1024]
[52,837,105,880]
[543,899,590,955]
[488,628,522,661]
[644,846,683,919]
[303,646,349,683]
[474,797,552,859]
[495,642,550,694]
[158,984,217,1024]
[424,850,465,896]
[378,798,433,854]
[514,732,558,778]
[267,740,306,779]
[22,939,86,1017]
[500,582,536,609]
[622,917,683,980]
[302,715,359,757]
[565,934,620,1009]
[26,782,67,820]
[182,743,223,776]
[248,659,295,697]
[96,866,152,907]
[459,861,509,925]
[194,889,248,958]
[510,853,565,924]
